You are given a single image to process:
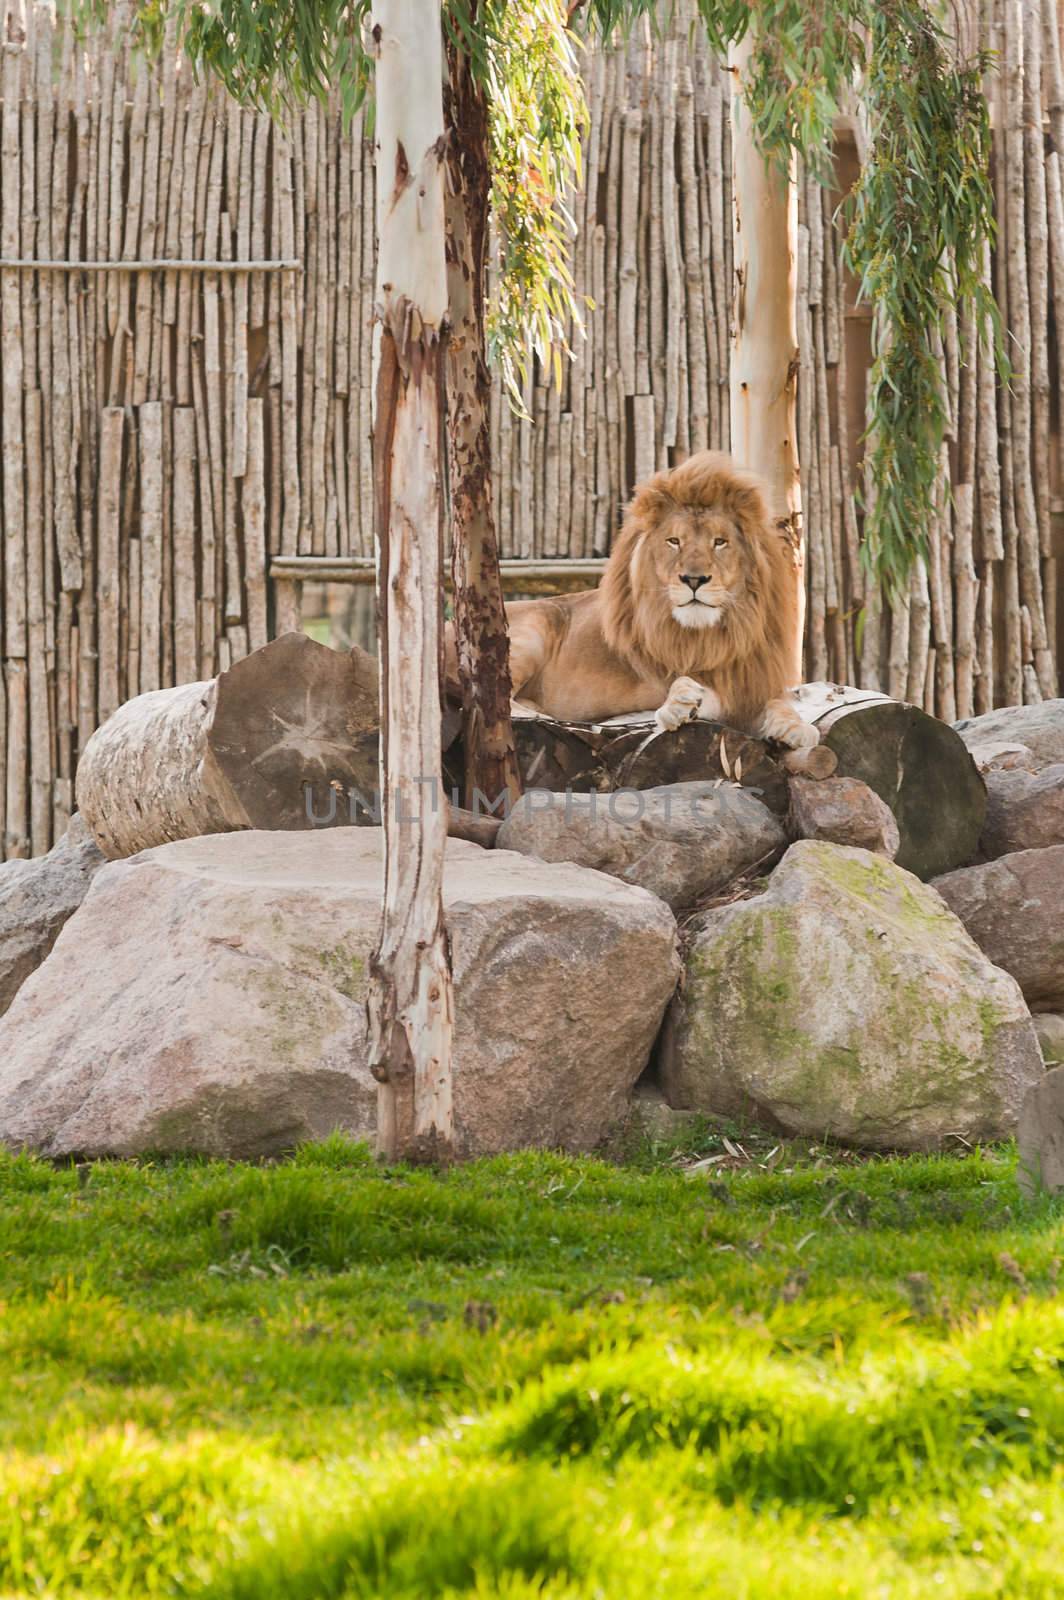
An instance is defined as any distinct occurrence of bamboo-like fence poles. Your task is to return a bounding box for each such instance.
[0,0,1062,861]
[792,0,1064,715]
[0,2,382,859]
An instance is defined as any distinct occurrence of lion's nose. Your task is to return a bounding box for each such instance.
[680,573,707,594]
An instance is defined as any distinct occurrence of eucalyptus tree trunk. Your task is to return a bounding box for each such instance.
[443,18,522,812]
[367,0,454,1163]
[728,33,804,684]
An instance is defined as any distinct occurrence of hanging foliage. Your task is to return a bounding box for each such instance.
[572,0,1003,595]
[688,0,1001,596]
[449,1,588,406]
[117,0,375,121]
[844,3,1000,592]
[72,0,590,409]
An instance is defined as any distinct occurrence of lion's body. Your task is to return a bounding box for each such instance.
[502,590,671,722]
[494,451,816,749]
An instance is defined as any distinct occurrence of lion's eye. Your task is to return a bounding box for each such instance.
[713,537,728,549]
[666,537,681,549]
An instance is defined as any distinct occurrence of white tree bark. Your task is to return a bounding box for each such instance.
[727,33,804,684]
[367,0,455,1162]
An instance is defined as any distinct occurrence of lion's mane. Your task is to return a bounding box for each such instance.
[599,451,800,723]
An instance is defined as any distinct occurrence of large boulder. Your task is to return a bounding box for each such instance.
[0,829,679,1160]
[0,817,106,1017]
[787,774,900,858]
[495,782,785,911]
[955,701,1064,771]
[932,847,1064,1012]
[1017,1066,1064,1197]
[660,840,1042,1151]
[981,764,1064,858]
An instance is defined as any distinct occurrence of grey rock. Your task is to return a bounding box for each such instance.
[933,846,1064,1012]
[1017,1066,1064,1197]
[661,840,1042,1151]
[626,1082,706,1144]
[965,741,1038,774]
[981,763,1064,858]
[496,781,785,911]
[955,701,1064,771]
[0,816,106,1017]
[1033,1014,1064,1067]
[0,828,680,1160]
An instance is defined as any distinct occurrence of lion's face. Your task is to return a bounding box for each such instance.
[600,451,801,706]
[642,505,749,631]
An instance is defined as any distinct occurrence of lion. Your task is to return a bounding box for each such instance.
[493,451,818,751]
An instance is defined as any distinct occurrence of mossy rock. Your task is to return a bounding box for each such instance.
[660,840,1043,1152]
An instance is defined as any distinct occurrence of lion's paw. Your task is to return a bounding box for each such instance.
[760,703,820,750]
[655,677,713,733]
[783,719,820,751]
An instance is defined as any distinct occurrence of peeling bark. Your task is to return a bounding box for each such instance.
[727,34,804,685]
[367,1,454,1163]
[443,19,522,811]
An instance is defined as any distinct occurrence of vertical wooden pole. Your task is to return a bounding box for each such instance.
[139,402,164,694]
[97,406,124,722]
[2,41,27,858]
[244,398,268,650]
[172,407,199,682]
[25,390,50,855]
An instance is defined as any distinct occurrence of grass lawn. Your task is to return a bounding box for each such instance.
[0,1123,1061,1597]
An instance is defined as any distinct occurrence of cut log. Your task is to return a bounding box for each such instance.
[791,683,986,879]
[466,690,983,880]
[508,717,614,796]
[76,632,381,857]
[606,722,789,815]
[76,679,236,858]
[457,709,792,817]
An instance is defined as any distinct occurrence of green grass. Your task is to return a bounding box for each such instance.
[0,1124,1061,1597]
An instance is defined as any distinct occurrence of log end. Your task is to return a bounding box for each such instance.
[211,632,381,830]
[819,700,986,879]
[781,745,839,779]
